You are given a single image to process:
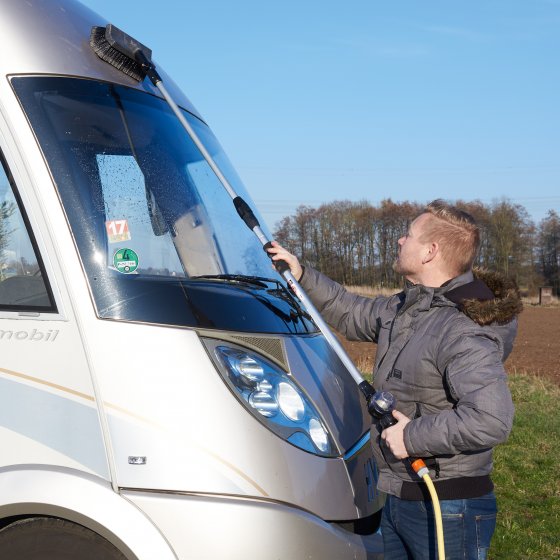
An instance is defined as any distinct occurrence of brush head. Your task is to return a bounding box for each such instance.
[90,25,149,82]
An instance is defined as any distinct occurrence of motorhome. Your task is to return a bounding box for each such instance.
[0,0,383,557]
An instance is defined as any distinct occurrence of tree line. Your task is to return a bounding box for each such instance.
[273,199,560,295]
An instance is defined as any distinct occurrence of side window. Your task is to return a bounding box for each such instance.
[0,156,55,312]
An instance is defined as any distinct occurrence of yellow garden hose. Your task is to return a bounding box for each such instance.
[410,459,445,560]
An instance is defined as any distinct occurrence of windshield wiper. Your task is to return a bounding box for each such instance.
[190,274,273,288]
[190,274,314,327]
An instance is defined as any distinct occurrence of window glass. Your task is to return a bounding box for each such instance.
[0,159,55,311]
[97,154,186,276]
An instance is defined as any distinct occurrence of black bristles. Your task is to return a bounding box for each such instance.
[90,26,145,82]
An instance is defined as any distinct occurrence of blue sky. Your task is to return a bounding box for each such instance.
[81,0,560,230]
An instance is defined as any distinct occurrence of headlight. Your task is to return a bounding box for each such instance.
[278,382,305,421]
[211,344,335,457]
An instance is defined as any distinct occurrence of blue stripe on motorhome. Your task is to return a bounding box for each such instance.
[343,431,371,461]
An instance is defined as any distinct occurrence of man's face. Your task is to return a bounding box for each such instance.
[393,213,431,280]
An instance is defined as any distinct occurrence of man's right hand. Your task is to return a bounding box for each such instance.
[266,241,304,281]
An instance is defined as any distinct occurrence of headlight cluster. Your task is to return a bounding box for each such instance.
[214,345,335,457]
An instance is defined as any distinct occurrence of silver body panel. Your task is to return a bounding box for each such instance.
[124,490,383,560]
[1,0,199,118]
[0,0,384,558]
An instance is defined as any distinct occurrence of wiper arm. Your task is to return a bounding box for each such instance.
[190,274,273,288]
[190,274,314,328]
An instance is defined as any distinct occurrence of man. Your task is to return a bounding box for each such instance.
[268,200,521,560]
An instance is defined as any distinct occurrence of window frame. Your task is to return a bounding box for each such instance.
[0,149,58,315]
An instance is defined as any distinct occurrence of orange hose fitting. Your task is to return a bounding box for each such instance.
[410,458,427,473]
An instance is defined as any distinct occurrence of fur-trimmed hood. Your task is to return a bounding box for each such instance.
[446,268,523,326]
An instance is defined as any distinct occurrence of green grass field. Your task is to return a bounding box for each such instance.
[490,373,560,559]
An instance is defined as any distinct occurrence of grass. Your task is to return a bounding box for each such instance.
[490,372,560,559]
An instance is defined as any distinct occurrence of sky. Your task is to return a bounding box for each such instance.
[81,0,560,231]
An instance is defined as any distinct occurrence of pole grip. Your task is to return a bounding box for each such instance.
[263,241,290,274]
[359,380,375,400]
[233,196,260,230]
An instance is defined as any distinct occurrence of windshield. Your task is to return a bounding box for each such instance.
[12,77,313,333]
[14,77,273,278]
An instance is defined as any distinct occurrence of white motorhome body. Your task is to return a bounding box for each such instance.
[0,0,384,558]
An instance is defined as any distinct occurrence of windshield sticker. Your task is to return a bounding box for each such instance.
[113,248,139,274]
[106,219,131,243]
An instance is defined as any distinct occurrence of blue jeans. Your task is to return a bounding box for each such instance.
[381,492,497,560]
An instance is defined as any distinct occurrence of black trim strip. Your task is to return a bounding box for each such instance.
[400,475,493,501]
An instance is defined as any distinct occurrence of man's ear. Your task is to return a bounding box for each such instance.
[422,242,439,264]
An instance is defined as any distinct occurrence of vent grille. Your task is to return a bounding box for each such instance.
[230,335,287,369]
[198,330,289,372]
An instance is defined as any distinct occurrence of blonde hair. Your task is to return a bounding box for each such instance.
[419,200,480,275]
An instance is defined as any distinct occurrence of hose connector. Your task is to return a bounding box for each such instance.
[410,458,430,478]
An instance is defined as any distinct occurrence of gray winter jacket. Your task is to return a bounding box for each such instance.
[300,267,521,499]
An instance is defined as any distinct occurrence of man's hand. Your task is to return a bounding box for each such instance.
[266,241,303,281]
[381,410,411,459]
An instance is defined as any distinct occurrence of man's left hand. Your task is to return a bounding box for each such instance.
[381,410,411,459]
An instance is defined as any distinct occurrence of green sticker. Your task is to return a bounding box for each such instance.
[113,248,139,274]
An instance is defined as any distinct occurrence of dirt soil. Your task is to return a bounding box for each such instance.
[338,305,560,385]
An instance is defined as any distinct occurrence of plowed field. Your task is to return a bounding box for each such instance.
[338,305,560,385]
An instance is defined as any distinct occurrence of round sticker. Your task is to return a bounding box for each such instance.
[113,248,139,274]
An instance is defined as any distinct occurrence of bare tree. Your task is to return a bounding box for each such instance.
[537,210,560,295]
[273,197,545,293]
